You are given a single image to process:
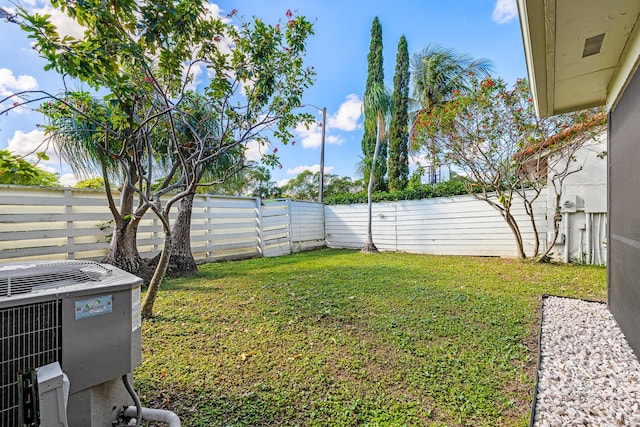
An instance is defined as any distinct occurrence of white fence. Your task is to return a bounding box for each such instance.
[325,191,549,257]
[0,186,556,263]
[0,186,325,263]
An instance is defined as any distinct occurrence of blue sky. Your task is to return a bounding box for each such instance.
[0,0,525,187]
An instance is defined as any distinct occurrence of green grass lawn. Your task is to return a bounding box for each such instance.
[135,248,606,426]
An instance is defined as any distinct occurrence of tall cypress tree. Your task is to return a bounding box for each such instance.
[388,35,410,191]
[361,17,387,191]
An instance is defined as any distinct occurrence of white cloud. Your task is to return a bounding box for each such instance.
[327,94,362,131]
[292,94,361,149]
[409,152,430,168]
[326,135,345,146]
[492,0,518,24]
[294,122,323,149]
[276,178,291,187]
[244,139,266,162]
[204,3,224,18]
[0,68,39,96]
[7,129,66,166]
[6,129,72,180]
[7,129,47,158]
[32,4,85,39]
[294,124,345,149]
[285,164,333,175]
[59,173,77,187]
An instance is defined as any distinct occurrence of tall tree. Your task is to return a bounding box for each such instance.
[411,76,602,259]
[7,3,315,317]
[410,45,492,183]
[361,17,387,191]
[388,35,410,191]
[362,83,392,254]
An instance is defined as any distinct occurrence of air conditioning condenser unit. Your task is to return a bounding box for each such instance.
[0,260,142,427]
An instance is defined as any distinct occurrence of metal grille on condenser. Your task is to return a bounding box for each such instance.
[0,300,62,426]
[0,261,112,297]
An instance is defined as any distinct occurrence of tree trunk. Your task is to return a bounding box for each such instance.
[504,210,526,259]
[101,216,155,285]
[485,191,527,260]
[362,117,381,254]
[523,198,541,257]
[141,223,173,318]
[165,193,198,277]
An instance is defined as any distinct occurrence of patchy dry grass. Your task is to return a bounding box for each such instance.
[135,249,606,426]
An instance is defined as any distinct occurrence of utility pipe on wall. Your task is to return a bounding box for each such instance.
[586,212,592,264]
[563,212,570,263]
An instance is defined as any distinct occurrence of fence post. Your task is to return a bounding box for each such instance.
[287,199,293,255]
[64,189,74,260]
[152,217,159,253]
[206,195,213,260]
[321,201,326,247]
[256,197,264,257]
[395,201,399,252]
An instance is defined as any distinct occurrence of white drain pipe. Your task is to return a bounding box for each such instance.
[586,212,592,264]
[124,406,181,426]
[563,212,570,263]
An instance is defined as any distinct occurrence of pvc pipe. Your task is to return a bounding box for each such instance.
[124,406,181,427]
[595,214,603,265]
[586,212,592,264]
[563,213,570,263]
[578,227,584,264]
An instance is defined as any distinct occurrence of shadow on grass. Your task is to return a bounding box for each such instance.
[138,384,286,427]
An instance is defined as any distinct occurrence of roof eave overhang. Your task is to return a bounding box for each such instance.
[517,0,551,117]
[517,0,640,117]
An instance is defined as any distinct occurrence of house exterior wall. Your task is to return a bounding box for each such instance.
[608,65,640,356]
[547,131,608,264]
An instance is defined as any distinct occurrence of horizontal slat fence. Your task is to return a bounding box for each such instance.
[0,186,325,264]
[325,191,548,258]
[1,185,549,263]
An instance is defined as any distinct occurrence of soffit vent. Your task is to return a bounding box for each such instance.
[0,261,112,297]
[582,33,605,58]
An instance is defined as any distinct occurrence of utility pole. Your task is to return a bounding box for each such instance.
[319,107,326,203]
[300,103,327,203]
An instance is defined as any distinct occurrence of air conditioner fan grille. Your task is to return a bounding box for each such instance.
[0,261,112,297]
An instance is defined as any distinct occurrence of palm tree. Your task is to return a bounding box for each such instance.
[362,83,392,254]
[43,94,158,284]
[411,45,493,183]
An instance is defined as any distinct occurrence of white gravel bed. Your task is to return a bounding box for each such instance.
[533,296,640,426]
